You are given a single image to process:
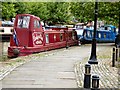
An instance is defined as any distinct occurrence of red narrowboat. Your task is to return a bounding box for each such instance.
[8,14,78,57]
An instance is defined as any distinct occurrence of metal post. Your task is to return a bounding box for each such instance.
[112,48,115,67]
[119,47,120,59]
[65,29,69,49]
[88,0,98,64]
[84,64,91,88]
[116,48,118,61]
[118,10,120,34]
[115,10,120,47]
[91,75,100,90]
[66,41,69,49]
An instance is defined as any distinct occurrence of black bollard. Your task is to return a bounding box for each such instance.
[66,42,69,49]
[66,45,69,49]
[116,48,118,61]
[84,63,91,88]
[119,47,120,59]
[112,48,115,67]
[91,75,100,90]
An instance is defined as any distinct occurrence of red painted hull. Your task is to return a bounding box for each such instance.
[8,40,78,57]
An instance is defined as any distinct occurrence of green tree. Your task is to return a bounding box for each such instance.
[70,2,119,26]
[14,2,31,14]
[2,2,16,20]
[99,2,119,26]
[70,2,94,23]
[46,2,71,25]
[30,2,50,21]
[1,2,119,26]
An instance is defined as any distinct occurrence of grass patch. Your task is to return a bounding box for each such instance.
[116,57,120,68]
[98,54,111,59]
[16,59,23,62]
[0,55,9,62]
[5,58,24,66]
[97,47,112,60]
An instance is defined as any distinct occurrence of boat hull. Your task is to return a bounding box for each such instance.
[8,40,78,58]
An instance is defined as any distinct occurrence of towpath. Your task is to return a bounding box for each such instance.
[0,44,118,89]
[1,45,91,88]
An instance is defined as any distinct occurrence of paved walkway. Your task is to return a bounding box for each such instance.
[0,44,119,89]
[1,45,91,88]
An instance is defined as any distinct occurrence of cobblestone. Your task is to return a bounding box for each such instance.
[74,45,119,89]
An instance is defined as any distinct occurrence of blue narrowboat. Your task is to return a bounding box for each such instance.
[80,25,117,44]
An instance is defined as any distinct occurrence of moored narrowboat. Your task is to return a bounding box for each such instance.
[80,25,117,44]
[8,14,78,57]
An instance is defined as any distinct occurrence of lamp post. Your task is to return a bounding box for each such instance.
[88,0,98,64]
[115,13,120,47]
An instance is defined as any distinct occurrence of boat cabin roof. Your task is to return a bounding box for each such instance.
[104,25,116,28]
[76,23,84,25]
[85,25,116,32]
[16,14,40,20]
[45,26,68,31]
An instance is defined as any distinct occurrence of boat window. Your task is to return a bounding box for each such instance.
[100,26,104,30]
[83,31,87,37]
[60,33,63,41]
[98,33,101,38]
[105,26,111,31]
[76,25,83,29]
[105,27,107,30]
[92,32,94,37]
[76,29,84,36]
[107,27,111,30]
[104,33,106,38]
[17,16,30,28]
[54,34,56,41]
[87,31,92,38]
[45,34,49,43]
[34,20,40,28]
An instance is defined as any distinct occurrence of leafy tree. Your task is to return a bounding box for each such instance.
[99,2,119,26]
[70,2,119,26]
[30,2,50,21]
[70,2,94,23]
[2,2,16,20]
[14,2,31,14]
[1,2,119,26]
[46,2,71,25]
